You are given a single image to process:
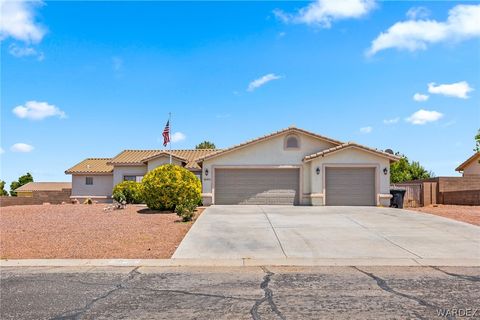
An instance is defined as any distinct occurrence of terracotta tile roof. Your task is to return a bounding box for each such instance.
[196,126,344,162]
[108,149,219,170]
[65,158,114,174]
[15,182,72,192]
[303,142,401,162]
[456,152,479,172]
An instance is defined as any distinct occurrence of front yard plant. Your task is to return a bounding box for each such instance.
[141,164,201,211]
[175,199,198,222]
[113,181,143,204]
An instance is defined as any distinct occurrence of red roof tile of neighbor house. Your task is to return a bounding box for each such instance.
[303,142,401,162]
[196,126,345,162]
[108,149,219,170]
[65,158,114,174]
[456,152,480,172]
[15,182,72,192]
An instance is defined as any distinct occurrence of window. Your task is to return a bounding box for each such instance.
[85,177,93,185]
[285,135,299,149]
[124,176,144,182]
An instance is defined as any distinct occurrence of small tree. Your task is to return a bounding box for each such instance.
[195,141,216,149]
[390,156,433,183]
[10,173,33,196]
[0,180,8,196]
[141,164,201,211]
[475,128,480,152]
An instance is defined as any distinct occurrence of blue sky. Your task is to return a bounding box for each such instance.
[1,1,479,186]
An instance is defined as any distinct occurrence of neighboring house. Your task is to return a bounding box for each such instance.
[456,152,480,176]
[0,182,72,207]
[14,182,72,197]
[65,150,217,203]
[66,127,399,206]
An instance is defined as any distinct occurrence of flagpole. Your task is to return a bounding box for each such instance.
[169,112,172,164]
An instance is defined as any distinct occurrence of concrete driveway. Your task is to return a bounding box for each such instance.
[173,206,480,263]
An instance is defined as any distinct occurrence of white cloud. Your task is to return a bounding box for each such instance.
[171,132,186,143]
[274,0,376,28]
[11,143,34,153]
[406,109,443,125]
[427,81,473,99]
[12,101,66,120]
[247,73,282,92]
[367,4,480,56]
[406,7,430,20]
[413,93,429,102]
[0,0,45,43]
[0,147,4,154]
[360,126,373,133]
[383,117,399,125]
[8,43,44,60]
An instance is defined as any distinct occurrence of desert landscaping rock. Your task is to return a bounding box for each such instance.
[0,204,203,259]
[410,205,480,226]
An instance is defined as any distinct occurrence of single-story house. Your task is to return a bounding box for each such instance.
[14,182,72,197]
[456,152,480,176]
[66,127,399,206]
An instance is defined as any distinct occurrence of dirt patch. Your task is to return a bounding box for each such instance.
[410,205,480,226]
[0,204,204,259]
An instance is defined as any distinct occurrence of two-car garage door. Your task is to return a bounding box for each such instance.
[214,168,300,205]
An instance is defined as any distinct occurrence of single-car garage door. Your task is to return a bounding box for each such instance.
[326,167,376,206]
[214,168,299,205]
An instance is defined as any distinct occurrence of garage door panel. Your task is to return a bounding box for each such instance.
[215,168,299,205]
[326,167,375,206]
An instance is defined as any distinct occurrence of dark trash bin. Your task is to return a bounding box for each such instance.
[390,188,406,208]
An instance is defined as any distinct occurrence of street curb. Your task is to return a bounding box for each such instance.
[2,258,480,267]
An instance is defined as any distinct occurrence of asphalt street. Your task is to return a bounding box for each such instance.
[1,266,479,319]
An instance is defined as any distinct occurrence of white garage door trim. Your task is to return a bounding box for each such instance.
[212,165,302,205]
[322,164,379,206]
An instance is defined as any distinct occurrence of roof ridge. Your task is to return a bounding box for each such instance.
[196,127,344,162]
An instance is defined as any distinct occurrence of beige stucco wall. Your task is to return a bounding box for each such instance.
[71,174,113,198]
[113,165,148,186]
[147,156,182,172]
[309,147,391,206]
[463,157,480,176]
[202,132,337,205]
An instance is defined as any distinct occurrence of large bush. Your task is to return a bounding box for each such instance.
[141,164,201,211]
[113,181,143,204]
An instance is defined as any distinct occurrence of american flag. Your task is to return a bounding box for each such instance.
[162,120,170,147]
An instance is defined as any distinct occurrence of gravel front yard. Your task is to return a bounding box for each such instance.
[0,204,203,259]
[410,205,480,226]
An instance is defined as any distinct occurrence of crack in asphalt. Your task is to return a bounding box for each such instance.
[250,266,285,320]
[430,266,480,282]
[128,286,257,301]
[50,267,141,320]
[352,267,455,320]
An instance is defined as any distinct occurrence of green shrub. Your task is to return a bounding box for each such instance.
[141,164,201,211]
[112,190,126,204]
[175,199,198,222]
[113,181,143,204]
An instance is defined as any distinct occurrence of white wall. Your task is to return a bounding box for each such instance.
[463,158,480,176]
[147,156,182,172]
[309,147,391,206]
[71,175,113,198]
[202,132,336,204]
[113,165,148,186]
